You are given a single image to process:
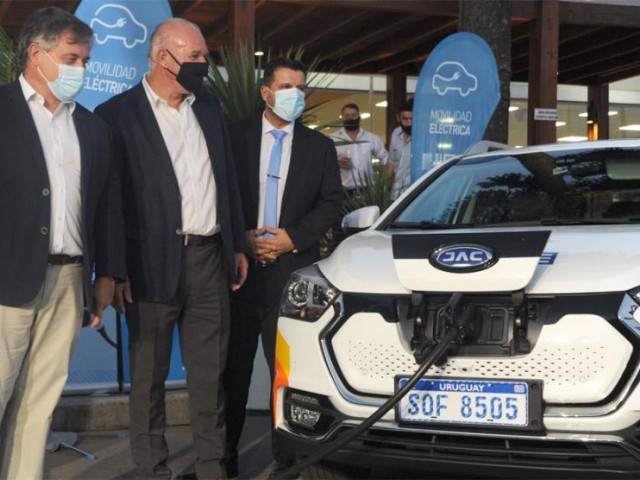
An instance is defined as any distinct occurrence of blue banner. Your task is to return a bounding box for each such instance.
[74,0,172,111]
[411,32,500,182]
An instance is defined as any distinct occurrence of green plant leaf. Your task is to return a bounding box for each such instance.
[0,25,19,84]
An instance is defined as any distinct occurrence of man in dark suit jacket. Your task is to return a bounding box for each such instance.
[0,7,125,480]
[95,18,248,480]
[223,57,343,479]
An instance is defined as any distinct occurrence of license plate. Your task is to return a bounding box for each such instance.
[396,377,542,430]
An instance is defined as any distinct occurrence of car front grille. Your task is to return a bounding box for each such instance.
[326,300,634,404]
[333,426,640,476]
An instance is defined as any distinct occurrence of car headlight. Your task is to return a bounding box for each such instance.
[280,264,341,322]
[619,287,640,339]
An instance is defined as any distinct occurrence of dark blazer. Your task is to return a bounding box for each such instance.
[95,83,245,303]
[229,115,343,304]
[0,80,126,309]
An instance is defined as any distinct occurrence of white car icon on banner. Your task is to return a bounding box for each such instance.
[432,61,478,97]
[90,3,147,49]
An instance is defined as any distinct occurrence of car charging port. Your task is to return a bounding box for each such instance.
[407,290,536,364]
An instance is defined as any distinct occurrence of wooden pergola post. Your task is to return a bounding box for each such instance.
[587,83,610,140]
[527,0,559,146]
[386,69,407,146]
[229,0,256,47]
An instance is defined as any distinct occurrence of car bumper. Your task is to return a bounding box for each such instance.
[275,423,640,478]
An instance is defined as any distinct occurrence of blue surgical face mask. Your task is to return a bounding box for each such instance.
[268,87,305,122]
[38,49,85,102]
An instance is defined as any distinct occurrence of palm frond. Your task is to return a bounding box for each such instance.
[342,165,395,215]
[205,42,337,123]
[0,26,19,84]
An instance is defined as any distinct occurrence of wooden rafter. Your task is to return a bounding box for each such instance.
[0,0,12,24]
[340,18,458,72]
[302,10,369,50]
[320,14,419,62]
[263,4,316,40]
[172,0,204,18]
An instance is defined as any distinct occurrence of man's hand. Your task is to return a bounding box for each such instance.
[114,279,133,314]
[254,228,295,263]
[246,227,268,260]
[92,276,117,328]
[338,155,352,169]
[231,253,248,291]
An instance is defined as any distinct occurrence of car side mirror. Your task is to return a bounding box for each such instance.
[341,206,380,237]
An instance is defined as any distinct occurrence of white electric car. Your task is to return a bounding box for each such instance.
[273,139,640,478]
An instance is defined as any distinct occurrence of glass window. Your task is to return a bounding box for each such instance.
[392,147,640,228]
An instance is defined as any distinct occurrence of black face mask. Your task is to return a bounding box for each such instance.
[165,50,208,92]
[401,124,412,136]
[343,117,360,131]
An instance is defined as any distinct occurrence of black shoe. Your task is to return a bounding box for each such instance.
[132,464,172,479]
[267,459,300,480]
[223,453,238,479]
[175,469,197,480]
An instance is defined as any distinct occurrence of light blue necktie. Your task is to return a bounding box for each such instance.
[264,130,286,236]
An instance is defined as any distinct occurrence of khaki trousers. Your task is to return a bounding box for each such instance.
[0,264,83,480]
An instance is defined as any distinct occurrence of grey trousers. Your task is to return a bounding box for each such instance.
[127,241,230,479]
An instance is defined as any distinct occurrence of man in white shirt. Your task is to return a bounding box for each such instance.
[0,7,125,479]
[332,103,389,194]
[96,18,248,479]
[388,99,413,200]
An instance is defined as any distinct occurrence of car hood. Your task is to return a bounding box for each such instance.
[318,225,640,295]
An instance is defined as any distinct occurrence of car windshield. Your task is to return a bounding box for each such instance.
[391,147,640,228]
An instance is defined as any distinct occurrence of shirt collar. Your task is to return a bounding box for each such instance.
[19,74,76,114]
[142,73,196,108]
[339,126,363,138]
[262,112,295,137]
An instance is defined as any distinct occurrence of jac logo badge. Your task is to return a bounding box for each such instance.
[430,244,497,273]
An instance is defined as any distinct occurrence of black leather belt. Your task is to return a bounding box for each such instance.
[48,254,83,266]
[182,233,221,247]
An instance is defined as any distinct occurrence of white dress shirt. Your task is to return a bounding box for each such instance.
[257,114,295,228]
[332,127,389,190]
[143,75,218,236]
[389,125,412,200]
[20,74,83,256]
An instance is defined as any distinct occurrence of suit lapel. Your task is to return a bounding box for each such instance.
[7,82,49,179]
[192,95,222,185]
[132,84,180,194]
[281,123,307,214]
[247,117,262,227]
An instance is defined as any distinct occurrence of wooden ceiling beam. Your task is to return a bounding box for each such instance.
[302,11,369,50]
[172,0,204,18]
[263,4,316,40]
[595,64,640,85]
[512,25,612,76]
[561,48,640,84]
[561,40,640,77]
[559,28,640,62]
[321,14,418,62]
[0,0,13,24]
[266,0,459,16]
[339,18,458,72]
[202,14,229,40]
[559,2,640,28]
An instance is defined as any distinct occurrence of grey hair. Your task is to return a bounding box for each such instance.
[148,18,203,69]
[17,6,93,70]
